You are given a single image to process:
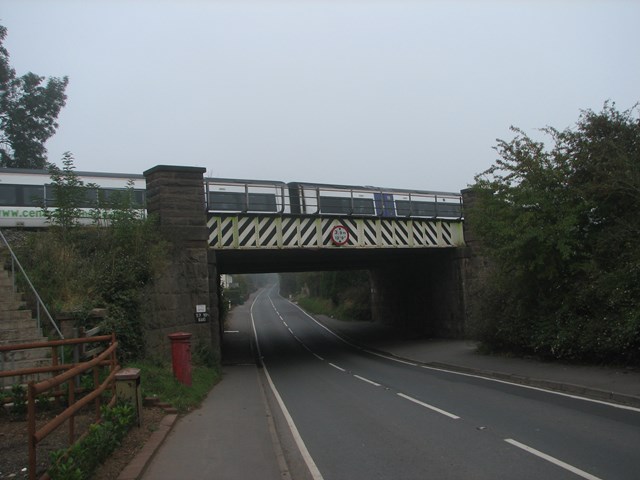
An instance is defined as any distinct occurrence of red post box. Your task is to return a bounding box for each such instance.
[168,332,192,386]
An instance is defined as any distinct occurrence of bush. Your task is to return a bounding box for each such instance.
[48,403,136,480]
[469,103,640,364]
[15,155,168,361]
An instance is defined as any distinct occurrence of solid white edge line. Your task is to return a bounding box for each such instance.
[278,289,639,414]
[363,349,418,367]
[397,393,460,419]
[353,375,381,387]
[329,363,346,372]
[504,439,603,480]
[418,364,640,413]
[251,292,325,480]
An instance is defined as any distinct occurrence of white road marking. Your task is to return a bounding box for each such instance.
[329,363,346,372]
[279,292,639,413]
[223,330,239,333]
[363,349,418,367]
[418,365,640,413]
[354,375,381,387]
[251,293,325,480]
[504,439,603,480]
[397,393,460,419]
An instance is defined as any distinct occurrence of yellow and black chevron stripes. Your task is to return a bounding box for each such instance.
[207,214,464,249]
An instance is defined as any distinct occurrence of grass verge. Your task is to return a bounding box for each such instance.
[126,361,221,413]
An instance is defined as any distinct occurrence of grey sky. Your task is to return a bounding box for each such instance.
[1,0,638,192]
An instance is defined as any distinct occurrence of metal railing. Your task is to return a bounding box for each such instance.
[0,228,63,340]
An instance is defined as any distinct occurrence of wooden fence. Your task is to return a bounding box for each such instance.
[0,334,119,480]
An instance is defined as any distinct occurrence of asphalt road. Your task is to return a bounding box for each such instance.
[252,287,640,480]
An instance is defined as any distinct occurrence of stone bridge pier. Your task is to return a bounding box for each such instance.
[369,248,467,338]
[142,165,221,363]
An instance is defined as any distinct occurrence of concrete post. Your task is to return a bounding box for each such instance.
[115,368,142,427]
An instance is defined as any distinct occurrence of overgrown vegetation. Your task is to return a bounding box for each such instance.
[47,403,136,480]
[127,361,220,414]
[42,360,218,479]
[15,154,168,361]
[279,270,372,321]
[468,102,640,364]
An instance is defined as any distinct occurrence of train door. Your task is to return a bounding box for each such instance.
[374,192,396,217]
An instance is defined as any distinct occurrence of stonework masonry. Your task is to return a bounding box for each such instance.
[139,166,480,357]
[370,248,466,338]
[142,166,221,363]
[460,188,491,337]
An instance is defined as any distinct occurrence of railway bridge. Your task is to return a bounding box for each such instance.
[142,166,480,363]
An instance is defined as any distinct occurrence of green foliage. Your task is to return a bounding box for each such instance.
[0,24,68,169]
[44,153,87,229]
[469,102,640,363]
[48,403,136,480]
[9,383,26,420]
[16,156,168,361]
[279,270,372,321]
[127,360,220,414]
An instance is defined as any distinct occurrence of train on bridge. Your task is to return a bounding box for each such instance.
[0,167,463,228]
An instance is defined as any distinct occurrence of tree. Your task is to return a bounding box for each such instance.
[0,24,68,169]
[45,152,88,228]
[468,102,640,363]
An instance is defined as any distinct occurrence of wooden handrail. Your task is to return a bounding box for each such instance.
[17,334,120,480]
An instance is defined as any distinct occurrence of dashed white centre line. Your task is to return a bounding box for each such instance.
[329,363,346,372]
[353,375,381,387]
[504,439,603,480]
[397,393,460,419]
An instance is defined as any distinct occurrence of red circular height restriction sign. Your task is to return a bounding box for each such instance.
[330,225,349,246]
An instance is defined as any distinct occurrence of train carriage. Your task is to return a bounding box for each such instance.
[287,181,463,219]
[0,168,146,228]
[1,168,463,228]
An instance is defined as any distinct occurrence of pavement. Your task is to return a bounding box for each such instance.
[121,297,640,480]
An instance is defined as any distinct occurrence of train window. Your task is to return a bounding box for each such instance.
[97,188,145,208]
[247,193,277,212]
[319,196,351,214]
[395,200,437,217]
[45,184,97,208]
[208,191,244,211]
[23,186,45,206]
[319,196,374,215]
[436,202,463,218]
[0,184,45,207]
[208,191,278,212]
[352,198,375,215]
[0,184,18,206]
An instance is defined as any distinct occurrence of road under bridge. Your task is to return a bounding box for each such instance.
[141,165,480,363]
